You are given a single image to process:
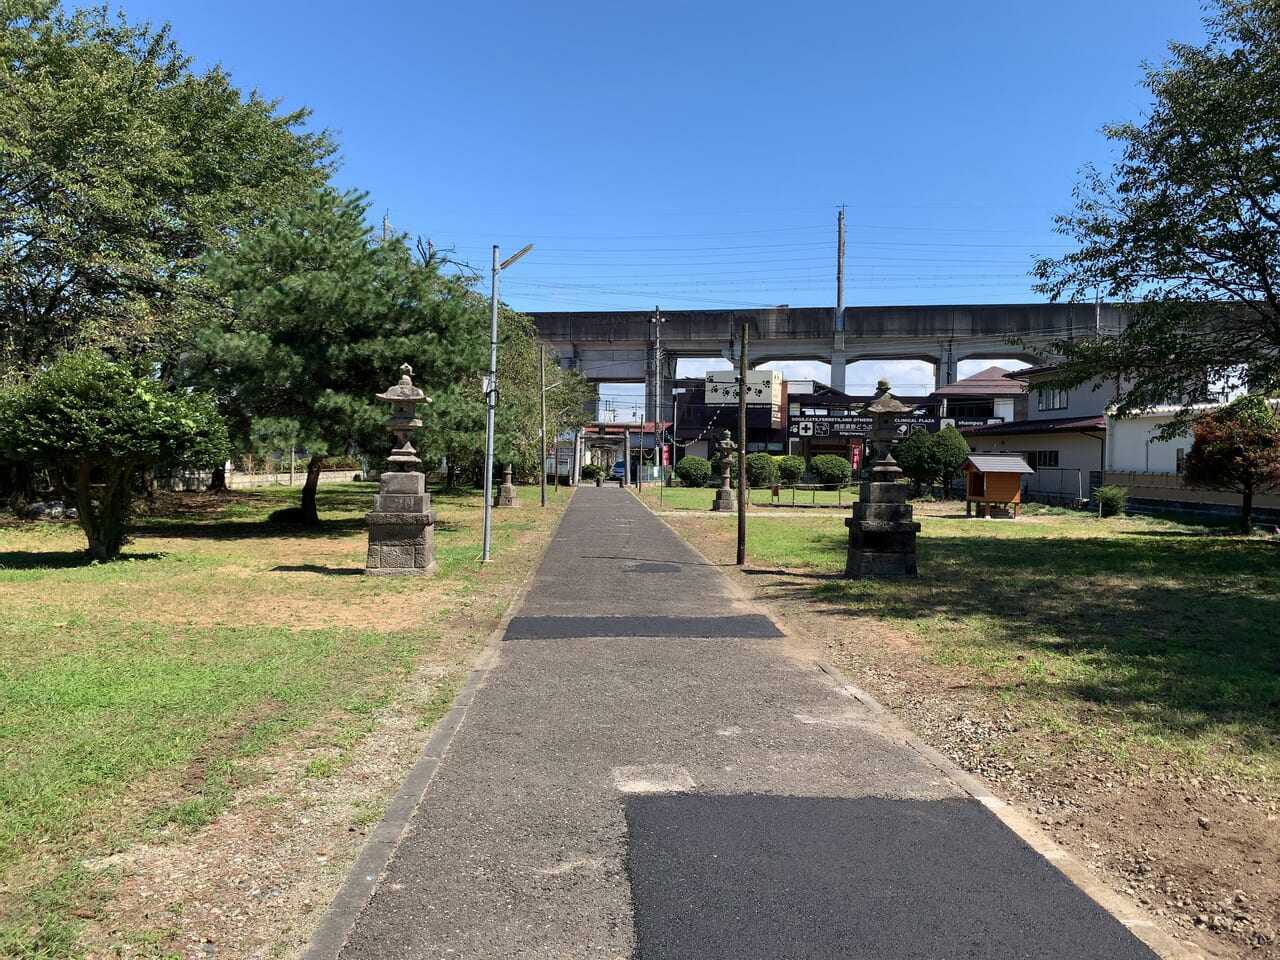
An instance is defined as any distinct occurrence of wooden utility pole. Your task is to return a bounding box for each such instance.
[737,321,748,566]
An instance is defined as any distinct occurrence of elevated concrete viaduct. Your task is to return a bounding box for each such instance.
[529,302,1127,420]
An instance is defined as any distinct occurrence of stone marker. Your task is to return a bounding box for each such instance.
[711,430,738,513]
[845,380,920,578]
[366,364,437,576]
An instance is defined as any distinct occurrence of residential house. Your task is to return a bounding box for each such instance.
[961,365,1113,505]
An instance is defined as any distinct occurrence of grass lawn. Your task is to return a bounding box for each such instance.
[0,481,563,959]
[640,489,1280,788]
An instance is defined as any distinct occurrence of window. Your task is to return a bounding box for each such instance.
[1175,447,1186,474]
[1036,387,1068,411]
[1029,450,1059,468]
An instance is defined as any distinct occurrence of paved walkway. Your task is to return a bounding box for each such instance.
[308,486,1165,960]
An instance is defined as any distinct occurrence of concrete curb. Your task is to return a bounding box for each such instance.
[300,494,575,960]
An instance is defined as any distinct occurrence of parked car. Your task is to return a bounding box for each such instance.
[611,461,628,481]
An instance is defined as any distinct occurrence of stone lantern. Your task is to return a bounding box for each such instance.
[711,430,738,513]
[494,462,519,508]
[366,364,437,576]
[844,379,920,577]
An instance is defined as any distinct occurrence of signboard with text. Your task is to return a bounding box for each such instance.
[788,415,999,439]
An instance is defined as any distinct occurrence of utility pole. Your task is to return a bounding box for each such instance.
[836,206,845,331]
[539,345,547,508]
[737,320,748,566]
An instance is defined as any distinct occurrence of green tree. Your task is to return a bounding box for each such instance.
[0,350,229,559]
[893,428,937,493]
[934,424,972,497]
[186,188,486,525]
[0,1,334,375]
[1031,1,1280,430]
[1182,394,1280,533]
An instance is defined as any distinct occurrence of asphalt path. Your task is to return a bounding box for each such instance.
[322,485,1160,960]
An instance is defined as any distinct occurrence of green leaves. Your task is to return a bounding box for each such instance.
[189,188,489,475]
[0,350,229,469]
[1032,0,1280,421]
[0,3,334,374]
[0,349,230,558]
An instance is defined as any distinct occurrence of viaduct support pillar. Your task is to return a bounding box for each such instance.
[830,332,847,393]
[935,344,958,390]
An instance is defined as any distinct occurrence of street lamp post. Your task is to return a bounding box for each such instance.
[482,242,533,563]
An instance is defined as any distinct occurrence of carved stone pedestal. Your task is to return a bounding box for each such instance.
[366,470,437,576]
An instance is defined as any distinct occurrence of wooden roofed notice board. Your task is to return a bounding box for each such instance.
[963,453,1035,518]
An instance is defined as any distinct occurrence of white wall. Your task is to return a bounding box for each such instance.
[1106,411,1192,474]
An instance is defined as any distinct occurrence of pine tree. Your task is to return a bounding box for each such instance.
[185,188,486,524]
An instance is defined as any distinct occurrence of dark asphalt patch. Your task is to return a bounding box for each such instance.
[628,562,683,574]
[504,615,783,641]
[623,794,1159,960]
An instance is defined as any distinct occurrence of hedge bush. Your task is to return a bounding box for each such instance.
[745,452,778,487]
[674,455,712,488]
[1095,485,1128,517]
[777,455,805,484]
[809,454,852,485]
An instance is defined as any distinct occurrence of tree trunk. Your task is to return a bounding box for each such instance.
[76,463,134,561]
[299,455,325,526]
[1240,486,1254,535]
[208,464,227,492]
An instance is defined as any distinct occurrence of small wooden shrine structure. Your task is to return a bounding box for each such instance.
[963,454,1035,518]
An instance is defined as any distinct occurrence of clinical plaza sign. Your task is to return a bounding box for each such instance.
[789,413,999,439]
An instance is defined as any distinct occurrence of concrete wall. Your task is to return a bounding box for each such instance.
[1105,470,1280,523]
[155,469,365,492]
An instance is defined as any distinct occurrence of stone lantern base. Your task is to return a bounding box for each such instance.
[711,488,737,512]
[844,475,920,578]
[366,470,437,576]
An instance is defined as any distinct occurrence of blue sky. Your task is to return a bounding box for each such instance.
[116,0,1208,410]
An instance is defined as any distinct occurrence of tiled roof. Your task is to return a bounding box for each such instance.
[961,415,1105,436]
[931,366,1025,398]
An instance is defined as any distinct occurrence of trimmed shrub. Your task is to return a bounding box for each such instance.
[674,455,712,488]
[1095,485,1128,517]
[745,452,778,488]
[581,463,604,481]
[777,455,805,484]
[809,454,852,486]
